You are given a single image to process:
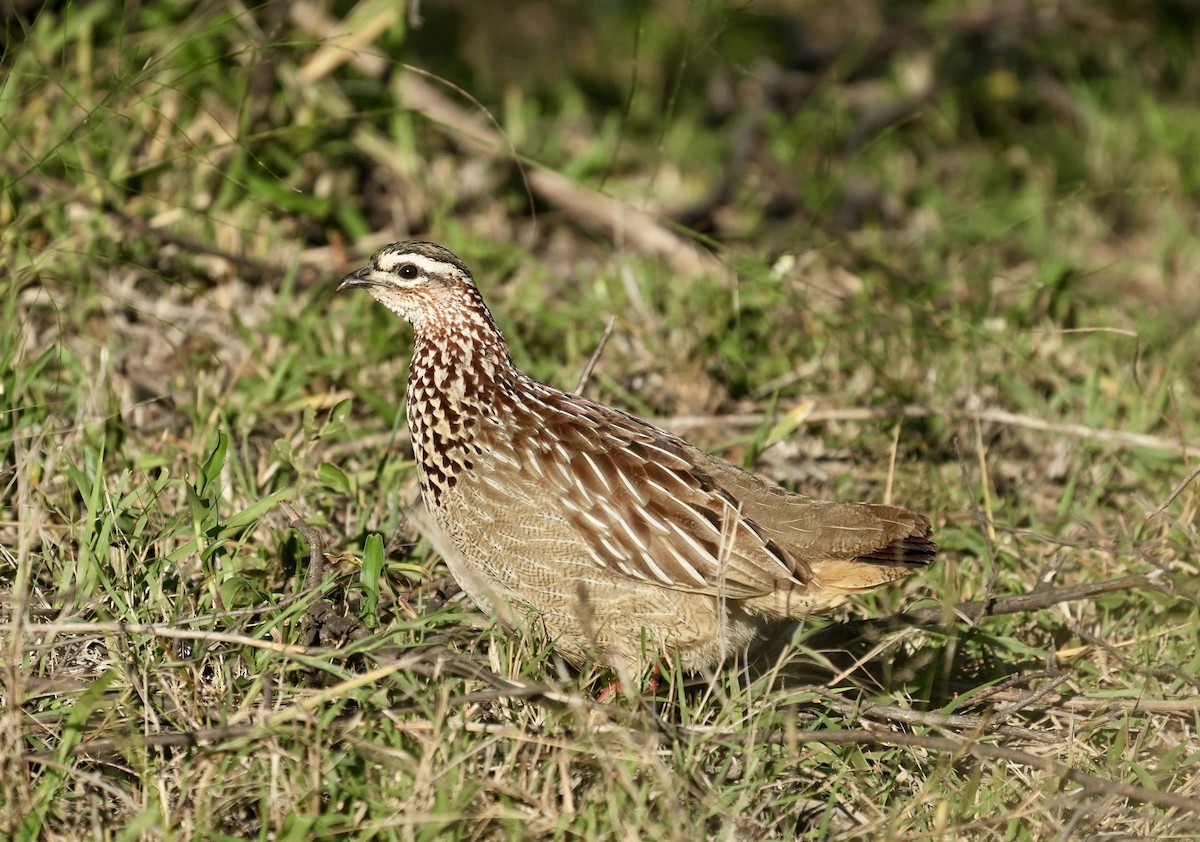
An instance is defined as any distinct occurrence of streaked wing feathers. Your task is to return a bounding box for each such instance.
[514,389,933,596]
[524,394,807,598]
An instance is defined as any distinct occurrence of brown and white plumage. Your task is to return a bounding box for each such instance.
[340,242,935,671]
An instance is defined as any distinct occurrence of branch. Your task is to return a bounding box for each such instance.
[806,574,1158,650]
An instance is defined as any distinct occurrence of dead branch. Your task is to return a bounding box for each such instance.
[806,574,1157,650]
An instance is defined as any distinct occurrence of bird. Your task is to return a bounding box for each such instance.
[339,241,935,675]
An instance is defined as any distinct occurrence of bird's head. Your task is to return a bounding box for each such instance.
[338,241,482,331]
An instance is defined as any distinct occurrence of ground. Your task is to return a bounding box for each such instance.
[2,1,1199,839]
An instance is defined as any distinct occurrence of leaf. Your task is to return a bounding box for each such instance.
[186,483,213,529]
[166,537,200,564]
[222,487,295,532]
[318,398,353,438]
[58,669,118,761]
[317,462,351,495]
[219,575,261,608]
[360,533,384,627]
[273,437,295,465]
[199,430,229,494]
[762,399,816,449]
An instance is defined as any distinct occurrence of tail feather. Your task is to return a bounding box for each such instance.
[854,532,937,568]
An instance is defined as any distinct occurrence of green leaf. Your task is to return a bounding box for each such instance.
[360,533,384,627]
[222,487,295,532]
[334,202,372,242]
[245,173,332,215]
[761,399,815,449]
[317,462,352,495]
[199,430,229,493]
[186,483,213,529]
[318,398,354,438]
[273,437,294,464]
[219,574,260,608]
[166,537,200,564]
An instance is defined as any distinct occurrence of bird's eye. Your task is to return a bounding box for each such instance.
[398,264,420,280]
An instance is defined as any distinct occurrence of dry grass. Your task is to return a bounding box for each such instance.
[3,1,1200,839]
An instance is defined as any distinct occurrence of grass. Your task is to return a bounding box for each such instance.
[3,1,1199,839]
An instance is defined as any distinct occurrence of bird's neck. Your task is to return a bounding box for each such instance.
[406,302,523,503]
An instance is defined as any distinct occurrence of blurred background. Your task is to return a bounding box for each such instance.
[3,1,1199,838]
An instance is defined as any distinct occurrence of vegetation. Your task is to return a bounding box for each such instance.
[2,1,1198,838]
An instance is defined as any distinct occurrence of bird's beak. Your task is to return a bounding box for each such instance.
[337,266,384,291]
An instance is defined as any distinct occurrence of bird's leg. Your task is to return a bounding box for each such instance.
[596,663,662,703]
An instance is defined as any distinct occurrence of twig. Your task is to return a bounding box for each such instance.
[986,692,1200,715]
[805,574,1158,649]
[20,600,1198,818]
[29,672,1199,817]
[953,435,1001,621]
[281,501,371,646]
[9,574,1157,656]
[992,672,1074,720]
[575,314,618,394]
[905,574,1155,626]
[281,501,326,593]
[818,694,1055,744]
[945,669,1060,712]
[1,622,316,655]
[972,417,997,544]
[1059,612,1200,693]
[883,417,901,506]
[1146,462,1200,520]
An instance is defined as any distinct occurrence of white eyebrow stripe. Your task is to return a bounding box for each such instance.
[376,252,450,275]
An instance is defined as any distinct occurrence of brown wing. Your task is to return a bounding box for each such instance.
[511,386,810,598]
[507,382,933,599]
